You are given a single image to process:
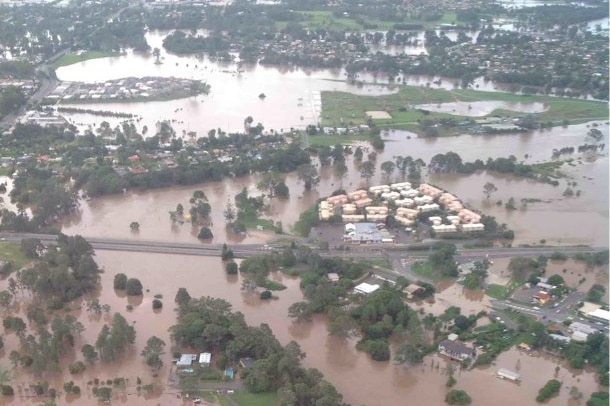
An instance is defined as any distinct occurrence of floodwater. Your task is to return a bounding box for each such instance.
[55,31,397,135]
[60,120,609,247]
[55,30,543,136]
[413,280,491,317]
[415,100,547,116]
[0,251,602,405]
[545,259,609,302]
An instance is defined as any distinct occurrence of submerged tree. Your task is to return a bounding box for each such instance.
[142,336,166,374]
[483,182,498,199]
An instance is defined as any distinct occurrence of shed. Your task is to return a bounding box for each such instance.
[327,273,340,283]
[403,283,425,299]
[199,352,211,365]
[354,283,380,295]
[177,354,197,366]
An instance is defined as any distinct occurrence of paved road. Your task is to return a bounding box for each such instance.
[0,232,605,260]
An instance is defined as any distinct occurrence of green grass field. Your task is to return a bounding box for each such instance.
[411,262,440,280]
[0,242,29,270]
[485,284,509,300]
[279,11,459,31]
[321,85,609,133]
[53,51,117,68]
[230,391,278,406]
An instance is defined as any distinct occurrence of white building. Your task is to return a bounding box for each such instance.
[199,352,211,366]
[354,283,380,295]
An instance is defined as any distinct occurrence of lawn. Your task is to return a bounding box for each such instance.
[485,284,509,300]
[53,51,117,68]
[411,261,443,280]
[231,391,278,406]
[321,85,609,134]
[0,242,29,270]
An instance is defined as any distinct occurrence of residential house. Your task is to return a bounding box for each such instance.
[438,334,475,361]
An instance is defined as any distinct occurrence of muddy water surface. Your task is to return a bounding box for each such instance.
[60,120,609,247]
[0,251,602,405]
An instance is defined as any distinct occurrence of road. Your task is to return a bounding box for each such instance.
[0,232,605,260]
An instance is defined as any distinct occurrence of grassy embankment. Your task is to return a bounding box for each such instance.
[320,86,609,135]
[53,51,117,68]
[276,11,458,31]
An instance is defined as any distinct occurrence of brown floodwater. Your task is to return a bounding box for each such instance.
[57,117,609,246]
[54,30,560,136]
[545,259,609,302]
[0,251,602,405]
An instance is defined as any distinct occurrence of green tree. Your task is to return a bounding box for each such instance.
[125,278,143,296]
[96,313,136,362]
[395,343,424,364]
[359,160,376,185]
[81,344,98,364]
[587,392,609,406]
[226,262,238,274]
[129,221,140,231]
[113,273,127,290]
[175,288,191,307]
[536,379,561,402]
[296,163,320,191]
[586,284,606,303]
[547,274,564,286]
[380,161,395,178]
[141,336,165,374]
[483,182,497,199]
[197,227,213,240]
[446,389,472,405]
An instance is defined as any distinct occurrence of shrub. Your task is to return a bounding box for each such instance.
[259,290,272,300]
[1,385,14,396]
[152,299,163,309]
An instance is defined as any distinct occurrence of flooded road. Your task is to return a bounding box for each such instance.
[0,251,603,405]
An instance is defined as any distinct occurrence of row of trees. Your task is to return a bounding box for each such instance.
[429,152,561,186]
